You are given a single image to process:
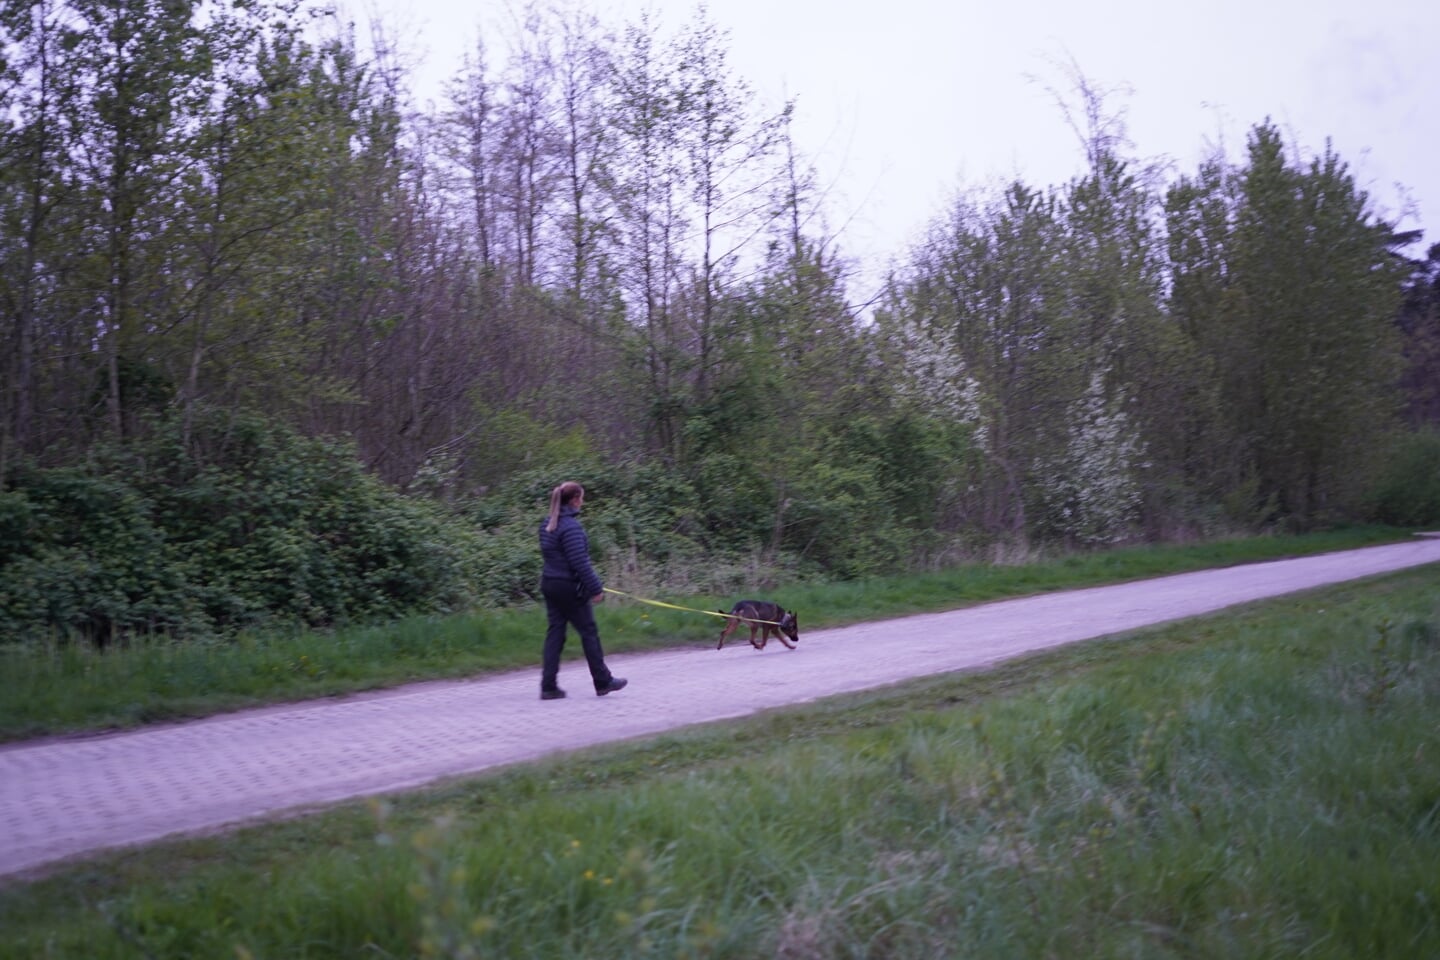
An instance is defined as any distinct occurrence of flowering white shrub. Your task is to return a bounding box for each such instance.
[894,315,995,455]
[895,317,976,420]
[1042,370,1145,543]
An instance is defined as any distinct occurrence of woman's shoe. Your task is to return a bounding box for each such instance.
[596,677,628,696]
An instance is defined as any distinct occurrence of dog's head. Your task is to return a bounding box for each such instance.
[780,610,799,644]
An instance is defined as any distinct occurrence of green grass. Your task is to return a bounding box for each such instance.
[0,526,1413,742]
[1,558,1436,958]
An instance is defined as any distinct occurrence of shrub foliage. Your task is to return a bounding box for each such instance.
[2,402,1432,647]
[1,410,477,643]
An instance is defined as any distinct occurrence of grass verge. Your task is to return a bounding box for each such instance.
[0,526,1413,742]
[1,562,1436,958]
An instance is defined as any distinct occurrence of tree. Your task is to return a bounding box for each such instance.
[166,0,330,444]
[65,0,213,439]
[883,181,1070,541]
[1168,123,1405,526]
[1160,155,1240,520]
[0,0,84,471]
[608,11,689,463]
[672,9,786,409]
[551,3,617,326]
[1396,242,1440,427]
[445,35,499,271]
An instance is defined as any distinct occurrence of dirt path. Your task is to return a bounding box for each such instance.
[4,538,1439,880]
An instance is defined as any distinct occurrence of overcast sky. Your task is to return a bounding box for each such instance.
[371,0,1436,297]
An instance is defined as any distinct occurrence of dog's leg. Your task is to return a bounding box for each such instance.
[717,616,737,650]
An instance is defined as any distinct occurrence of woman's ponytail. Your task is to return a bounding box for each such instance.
[545,481,584,532]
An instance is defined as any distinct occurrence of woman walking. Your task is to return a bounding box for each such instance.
[538,481,627,699]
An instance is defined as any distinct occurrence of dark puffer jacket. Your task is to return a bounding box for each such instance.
[538,506,603,598]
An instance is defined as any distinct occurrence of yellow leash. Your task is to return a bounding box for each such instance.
[601,587,783,626]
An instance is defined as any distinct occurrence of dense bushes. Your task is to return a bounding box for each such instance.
[1368,429,1440,527]
[0,411,482,644]
[4,404,1433,648]
[0,416,824,645]
[0,418,816,645]
[0,468,197,642]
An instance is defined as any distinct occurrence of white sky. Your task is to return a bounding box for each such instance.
[369,0,1437,298]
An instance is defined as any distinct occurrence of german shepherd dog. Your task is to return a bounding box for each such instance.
[716,600,799,651]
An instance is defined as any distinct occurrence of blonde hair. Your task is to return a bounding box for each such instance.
[545,481,585,532]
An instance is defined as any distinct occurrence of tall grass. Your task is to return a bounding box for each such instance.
[2,564,1436,958]
[0,526,1411,742]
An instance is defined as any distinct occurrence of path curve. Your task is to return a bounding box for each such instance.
[4,537,1439,879]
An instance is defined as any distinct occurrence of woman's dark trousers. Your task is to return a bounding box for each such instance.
[540,578,614,694]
